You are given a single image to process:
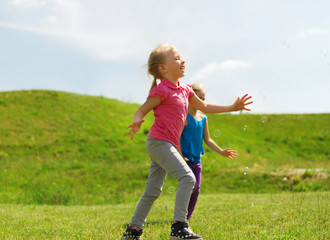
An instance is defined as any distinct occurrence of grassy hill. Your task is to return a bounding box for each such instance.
[0,90,328,205]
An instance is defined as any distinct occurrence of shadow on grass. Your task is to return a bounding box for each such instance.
[145,220,173,226]
[121,219,172,229]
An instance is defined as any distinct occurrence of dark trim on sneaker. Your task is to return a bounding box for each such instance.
[170,221,203,239]
[121,225,143,240]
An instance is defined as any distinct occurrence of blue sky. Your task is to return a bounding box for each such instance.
[0,0,329,113]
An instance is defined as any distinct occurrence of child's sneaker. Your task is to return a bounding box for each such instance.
[121,225,143,240]
[170,221,203,239]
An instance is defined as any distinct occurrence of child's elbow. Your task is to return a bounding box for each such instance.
[198,102,208,113]
[204,138,211,146]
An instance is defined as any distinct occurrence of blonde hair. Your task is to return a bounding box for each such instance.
[191,83,205,94]
[148,43,175,92]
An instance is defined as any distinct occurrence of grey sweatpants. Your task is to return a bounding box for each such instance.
[130,137,196,228]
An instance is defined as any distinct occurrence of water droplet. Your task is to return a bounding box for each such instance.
[321,49,327,58]
[282,40,290,49]
[259,91,268,100]
[243,167,249,175]
[272,212,278,220]
[167,186,175,194]
[261,116,267,123]
[213,130,221,138]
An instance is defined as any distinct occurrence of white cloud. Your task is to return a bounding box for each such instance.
[298,28,329,38]
[192,60,250,80]
[0,21,60,36]
[11,0,47,7]
[0,0,153,61]
[44,16,58,23]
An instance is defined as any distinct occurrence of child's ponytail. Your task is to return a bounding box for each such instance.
[149,77,158,93]
[147,43,174,92]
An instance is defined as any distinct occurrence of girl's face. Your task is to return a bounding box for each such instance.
[162,48,185,80]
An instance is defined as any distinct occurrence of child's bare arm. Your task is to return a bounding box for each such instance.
[128,97,161,140]
[189,94,253,113]
[177,141,189,162]
[203,120,237,159]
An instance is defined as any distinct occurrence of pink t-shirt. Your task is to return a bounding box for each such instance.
[147,78,195,148]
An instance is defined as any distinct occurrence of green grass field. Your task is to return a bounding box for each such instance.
[0,192,328,239]
[0,90,329,239]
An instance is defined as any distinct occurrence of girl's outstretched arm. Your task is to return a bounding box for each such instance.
[189,94,253,113]
[128,97,161,140]
[203,119,237,159]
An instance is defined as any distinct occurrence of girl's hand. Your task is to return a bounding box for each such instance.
[128,120,144,140]
[232,94,253,111]
[221,148,237,160]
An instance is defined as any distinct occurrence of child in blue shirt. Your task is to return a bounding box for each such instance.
[180,83,238,220]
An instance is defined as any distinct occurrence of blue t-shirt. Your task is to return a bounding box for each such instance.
[180,113,207,163]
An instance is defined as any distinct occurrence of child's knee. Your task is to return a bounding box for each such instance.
[190,173,196,185]
[181,171,196,186]
[142,190,162,202]
[193,185,200,194]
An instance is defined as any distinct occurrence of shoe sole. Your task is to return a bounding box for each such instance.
[169,237,203,240]
[121,236,142,240]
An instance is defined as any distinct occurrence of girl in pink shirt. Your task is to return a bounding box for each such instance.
[122,43,252,240]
